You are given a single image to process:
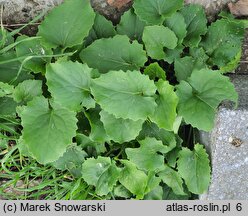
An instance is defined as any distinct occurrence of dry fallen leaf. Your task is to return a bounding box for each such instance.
[228,0,248,17]
[107,0,132,10]
[229,136,243,147]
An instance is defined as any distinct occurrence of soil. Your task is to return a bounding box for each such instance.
[236,29,248,74]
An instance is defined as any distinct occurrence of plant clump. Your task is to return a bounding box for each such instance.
[0,0,245,200]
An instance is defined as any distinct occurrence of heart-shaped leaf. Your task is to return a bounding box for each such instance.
[176,69,238,131]
[133,0,183,25]
[46,61,95,111]
[80,35,147,73]
[38,0,95,49]
[20,96,77,164]
[91,70,157,121]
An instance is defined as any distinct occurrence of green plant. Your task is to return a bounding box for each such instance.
[0,0,245,200]
[0,145,98,200]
